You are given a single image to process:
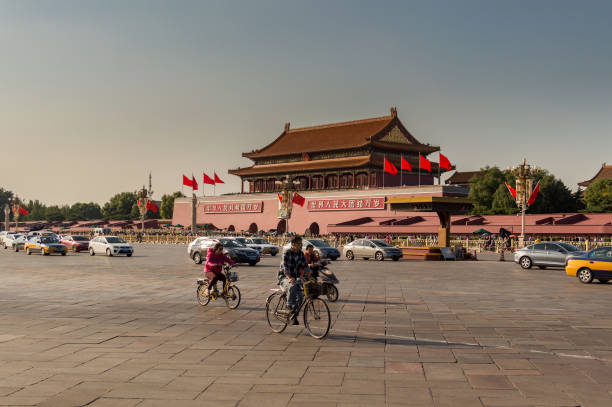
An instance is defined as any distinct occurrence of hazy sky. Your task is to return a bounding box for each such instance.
[1,0,611,205]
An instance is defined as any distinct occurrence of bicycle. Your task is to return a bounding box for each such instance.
[265,278,331,339]
[196,264,241,309]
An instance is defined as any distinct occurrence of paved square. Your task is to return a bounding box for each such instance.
[1,245,612,406]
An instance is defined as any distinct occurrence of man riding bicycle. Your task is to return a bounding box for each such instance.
[279,235,307,325]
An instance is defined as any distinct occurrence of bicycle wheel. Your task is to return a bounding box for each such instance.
[225,285,241,309]
[196,283,211,306]
[303,298,330,339]
[325,284,339,302]
[265,292,288,333]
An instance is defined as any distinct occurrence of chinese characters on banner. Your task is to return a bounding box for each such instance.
[203,201,263,214]
[308,197,385,211]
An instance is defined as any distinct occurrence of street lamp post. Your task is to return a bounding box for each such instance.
[135,173,154,233]
[3,203,10,232]
[275,178,300,235]
[10,196,22,232]
[509,158,539,248]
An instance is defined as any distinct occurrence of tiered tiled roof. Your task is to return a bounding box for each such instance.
[579,163,612,187]
[446,171,482,185]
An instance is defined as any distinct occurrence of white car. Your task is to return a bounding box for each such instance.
[89,236,133,257]
[3,234,26,251]
[237,237,279,256]
[0,231,17,245]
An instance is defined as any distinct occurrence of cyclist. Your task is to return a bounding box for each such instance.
[279,235,307,325]
[204,243,236,296]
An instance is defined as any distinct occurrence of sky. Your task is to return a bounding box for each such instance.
[1,0,611,205]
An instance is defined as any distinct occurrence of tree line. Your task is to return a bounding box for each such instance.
[468,167,612,214]
[0,188,184,222]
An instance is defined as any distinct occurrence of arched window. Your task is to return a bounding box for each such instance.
[248,223,258,234]
[339,173,352,188]
[325,174,338,189]
[355,172,369,187]
[276,219,287,235]
[309,222,320,236]
[228,225,235,232]
[296,176,309,190]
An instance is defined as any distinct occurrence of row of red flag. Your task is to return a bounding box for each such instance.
[277,192,306,207]
[182,173,224,191]
[12,205,29,216]
[505,181,541,205]
[137,199,159,213]
[383,153,452,175]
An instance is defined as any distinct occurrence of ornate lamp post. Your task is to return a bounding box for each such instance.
[275,178,300,235]
[135,173,154,233]
[3,202,10,232]
[509,158,539,248]
[10,196,22,232]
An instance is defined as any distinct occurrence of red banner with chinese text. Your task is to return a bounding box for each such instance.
[307,197,385,211]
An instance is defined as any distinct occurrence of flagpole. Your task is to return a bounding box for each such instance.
[383,154,385,189]
[438,152,441,185]
[214,171,216,196]
[400,155,403,187]
[418,154,421,187]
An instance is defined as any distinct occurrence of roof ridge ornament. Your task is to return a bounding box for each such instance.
[390,107,397,117]
[284,122,290,132]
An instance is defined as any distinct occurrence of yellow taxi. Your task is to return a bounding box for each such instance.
[25,235,68,256]
[565,246,612,284]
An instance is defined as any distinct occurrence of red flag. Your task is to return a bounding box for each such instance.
[192,176,198,191]
[439,153,452,171]
[203,173,215,185]
[182,175,193,188]
[214,172,224,184]
[419,154,431,172]
[292,192,305,207]
[383,158,398,175]
[505,183,517,198]
[18,206,29,216]
[277,193,283,203]
[527,180,540,206]
[401,156,412,171]
[146,200,158,213]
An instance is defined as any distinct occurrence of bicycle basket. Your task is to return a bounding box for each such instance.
[303,280,320,299]
[227,271,239,282]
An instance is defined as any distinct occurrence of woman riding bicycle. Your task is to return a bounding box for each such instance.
[204,243,236,296]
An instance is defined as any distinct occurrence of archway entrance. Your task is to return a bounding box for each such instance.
[308,222,320,236]
[276,219,287,235]
[248,223,258,234]
[227,225,235,232]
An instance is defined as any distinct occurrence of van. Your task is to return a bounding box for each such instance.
[94,227,112,236]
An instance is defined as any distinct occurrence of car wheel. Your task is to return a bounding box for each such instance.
[89,247,95,256]
[538,266,547,269]
[249,261,257,266]
[363,257,369,260]
[61,252,66,256]
[578,268,593,284]
[14,246,19,252]
[519,256,532,269]
[392,256,400,261]
[193,252,202,264]
[127,253,132,257]
[271,252,277,256]
[345,250,354,260]
[26,248,31,255]
[106,248,112,257]
[597,279,609,284]
[375,251,384,261]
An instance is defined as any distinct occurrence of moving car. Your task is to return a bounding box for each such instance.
[3,234,26,251]
[24,236,67,256]
[60,235,90,252]
[514,242,586,269]
[343,239,403,261]
[282,238,340,260]
[188,237,260,266]
[0,231,16,244]
[237,237,279,256]
[565,246,612,284]
[89,236,133,257]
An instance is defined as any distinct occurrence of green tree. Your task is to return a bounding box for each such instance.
[24,200,47,221]
[68,202,103,221]
[469,166,508,214]
[44,205,65,222]
[102,192,137,220]
[526,170,577,213]
[160,191,185,219]
[0,188,13,213]
[584,179,612,212]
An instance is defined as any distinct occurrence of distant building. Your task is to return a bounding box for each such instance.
[579,163,612,188]
[445,171,482,189]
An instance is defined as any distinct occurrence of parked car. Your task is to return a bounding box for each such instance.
[239,237,279,256]
[3,234,26,251]
[24,236,67,256]
[514,242,586,269]
[565,246,612,284]
[89,236,133,257]
[60,235,90,252]
[0,231,17,245]
[188,237,260,266]
[282,238,340,260]
[343,239,403,261]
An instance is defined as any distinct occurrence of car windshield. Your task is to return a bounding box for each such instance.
[106,237,125,244]
[558,243,580,252]
[41,237,59,244]
[235,238,246,243]
[371,240,392,247]
[308,239,330,248]
[72,236,88,241]
[219,238,240,248]
[252,239,268,244]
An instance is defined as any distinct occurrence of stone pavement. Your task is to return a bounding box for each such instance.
[1,244,611,406]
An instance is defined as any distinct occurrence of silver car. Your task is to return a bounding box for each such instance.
[514,242,585,269]
[343,239,403,261]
